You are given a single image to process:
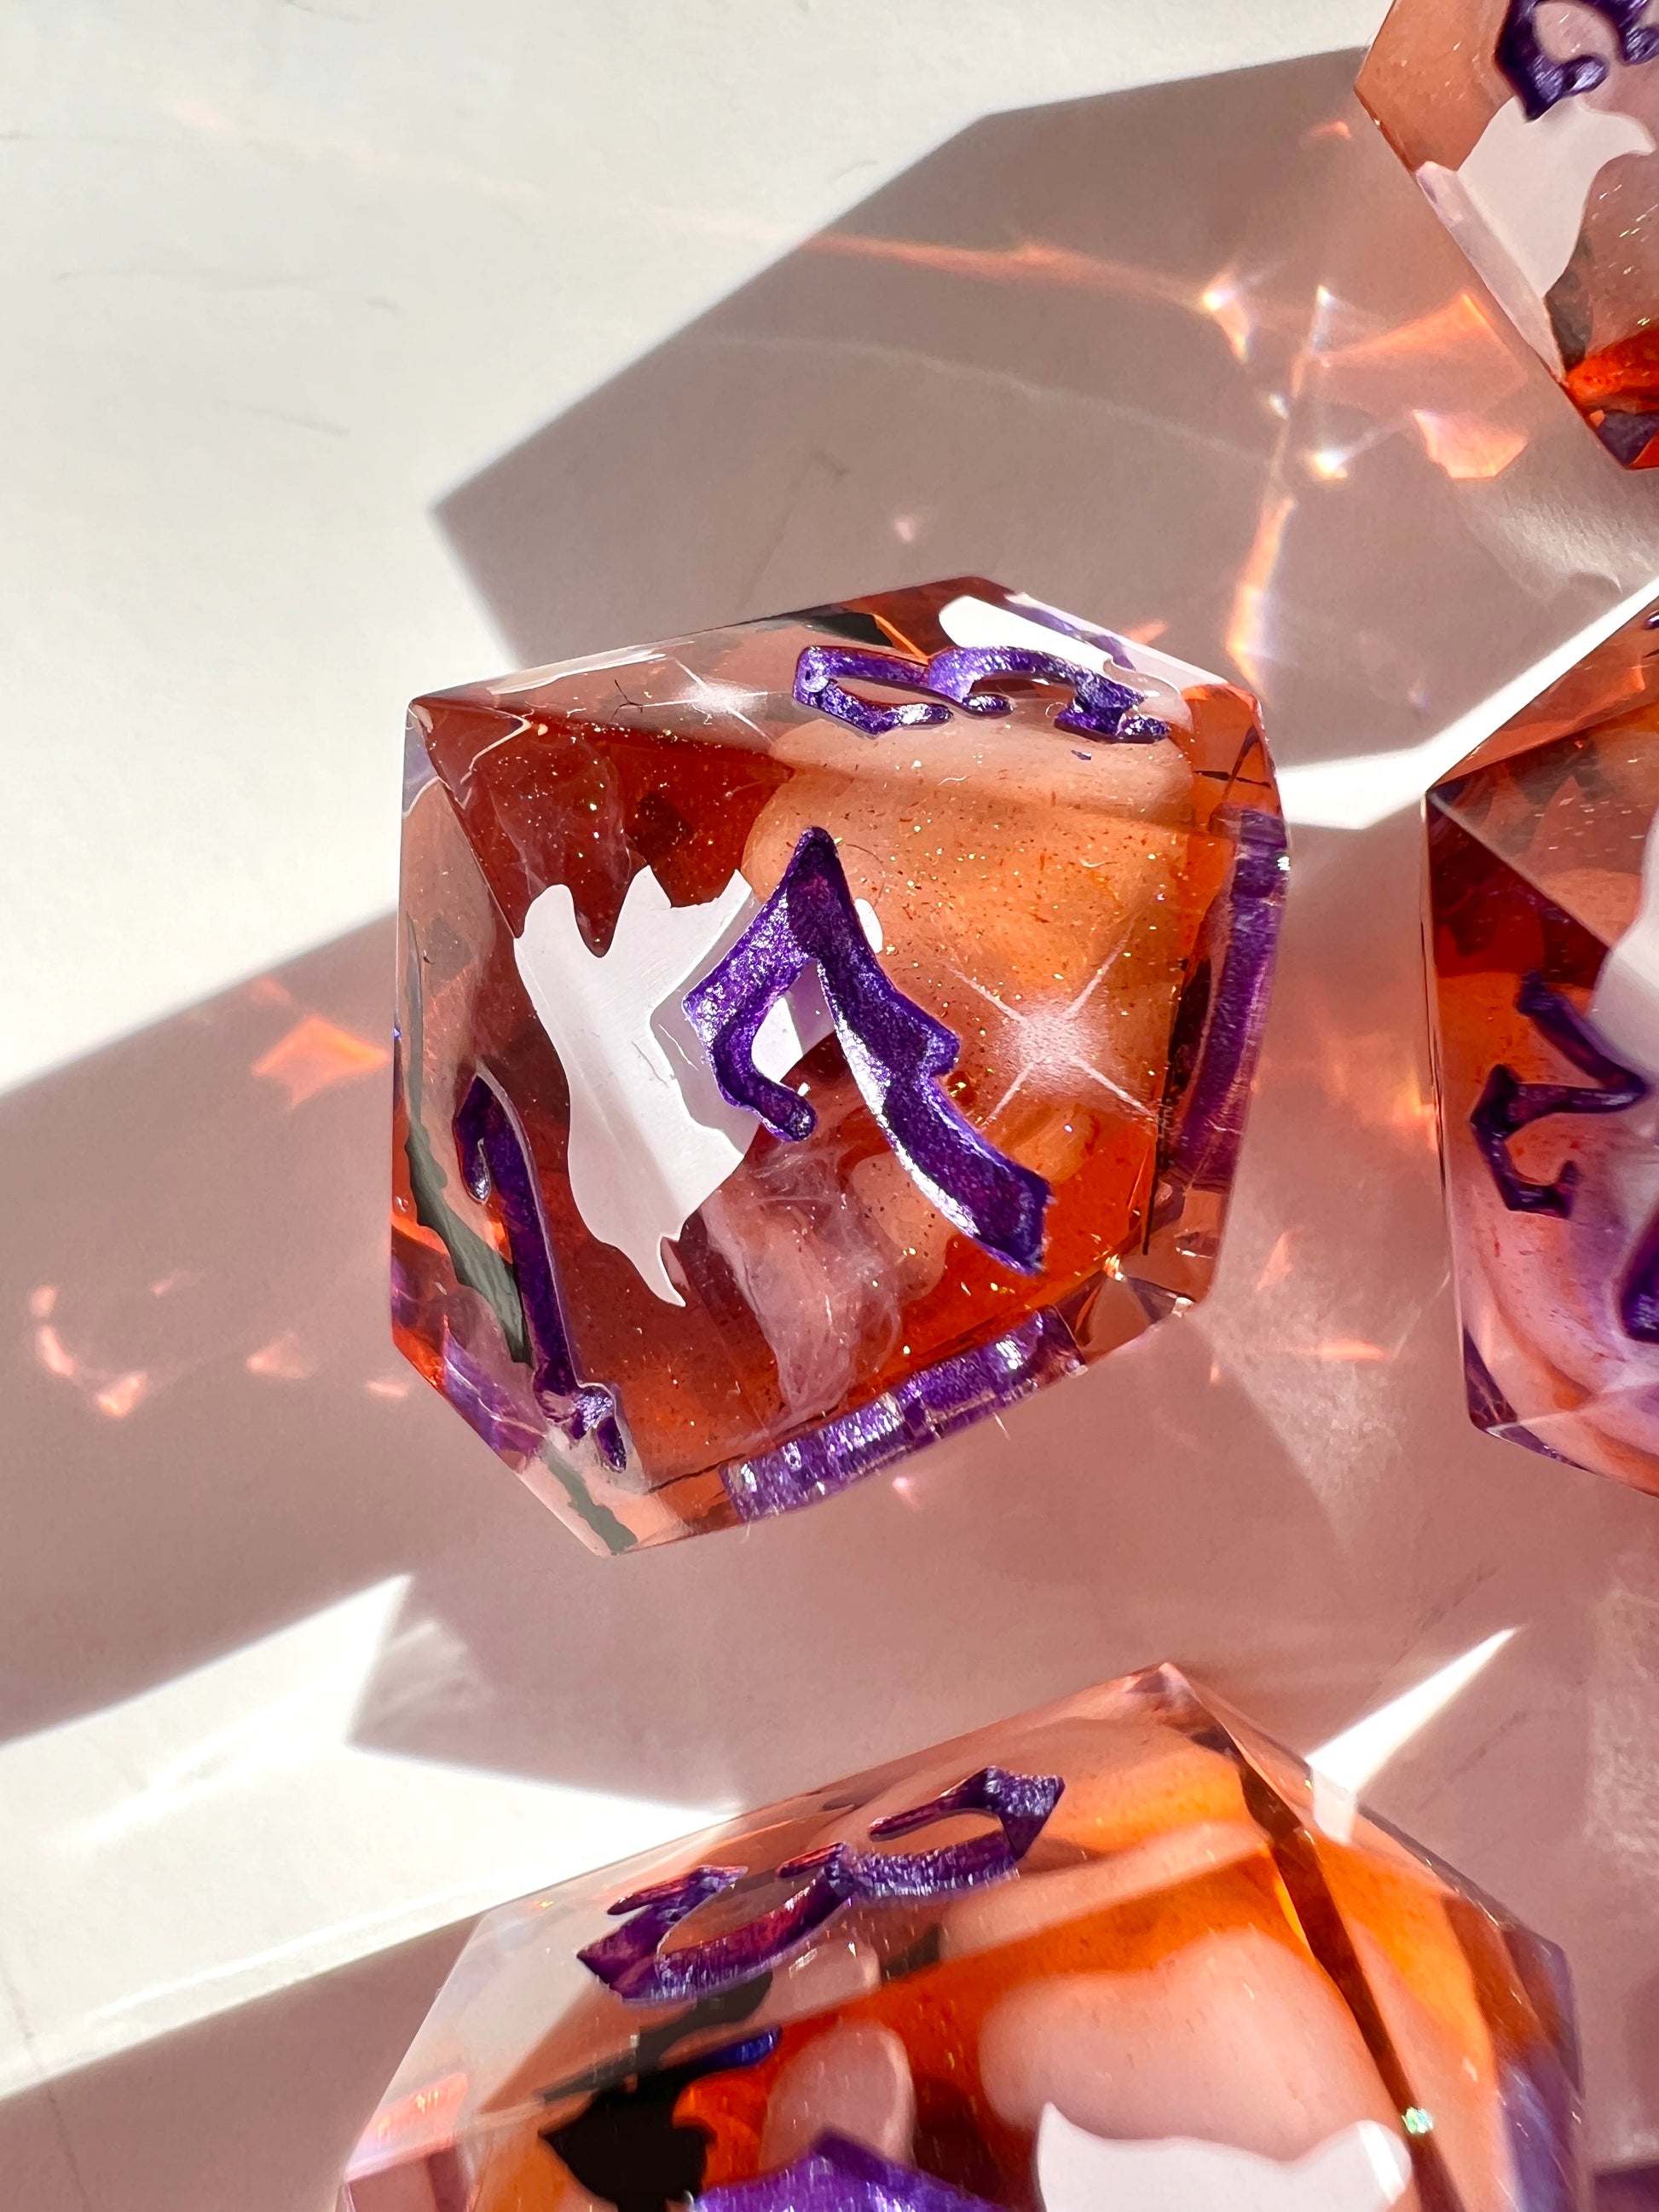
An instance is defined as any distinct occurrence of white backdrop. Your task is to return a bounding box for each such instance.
[1,0,1381,1091]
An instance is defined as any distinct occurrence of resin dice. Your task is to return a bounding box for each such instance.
[338,1663,1583,2212]
[393,579,1285,1551]
[1358,0,1659,464]
[1427,592,1659,1491]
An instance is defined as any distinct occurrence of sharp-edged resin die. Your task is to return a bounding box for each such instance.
[337,1664,1584,2212]
[1358,1,1659,465]
[1428,591,1659,1491]
[392,580,1285,1551]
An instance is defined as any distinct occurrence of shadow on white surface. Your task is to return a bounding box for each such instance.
[0,1576,724,2100]
[4,48,1659,2212]
[439,52,1659,806]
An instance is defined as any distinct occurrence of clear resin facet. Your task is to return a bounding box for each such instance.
[338,1666,1585,2212]
[393,580,1284,1551]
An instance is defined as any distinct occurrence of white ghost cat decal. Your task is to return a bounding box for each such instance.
[1416,95,1655,372]
[1034,2107,1413,2212]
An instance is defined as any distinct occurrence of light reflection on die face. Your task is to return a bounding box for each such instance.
[343,1667,1569,2212]
[396,578,1284,1550]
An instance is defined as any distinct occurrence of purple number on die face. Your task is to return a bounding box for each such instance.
[792,643,1167,745]
[1497,0,1659,119]
[792,647,950,736]
[453,1071,627,1468]
[921,646,1168,742]
[577,1765,1064,2005]
[683,826,1051,1275]
[1470,973,1648,1219]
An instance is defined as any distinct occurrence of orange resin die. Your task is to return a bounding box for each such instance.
[1428,589,1659,1491]
[1359,0,1659,464]
[337,1665,1584,2212]
[393,580,1284,1551]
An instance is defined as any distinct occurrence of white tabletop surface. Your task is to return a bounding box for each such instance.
[3,0,1381,1095]
[7,5,1659,2210]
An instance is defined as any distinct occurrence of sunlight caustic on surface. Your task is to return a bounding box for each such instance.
[0,1580,723,2099]
[0,1600,1519,2105]
[1307,1628,1519,1843]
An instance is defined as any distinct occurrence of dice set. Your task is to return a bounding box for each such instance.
[356,12,1659,2199]
[338,1666,1582,2212]
[393,579,1286,1552]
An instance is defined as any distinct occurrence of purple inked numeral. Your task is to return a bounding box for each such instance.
[923,645,1168,741]
[577,1862,845,2007]
[1471,977,1659,1349]
[1165,807,1288,1191]
[454,1072,627,1469]
[1498,0,1659,119]
[792,643,1168,744]
[725,1308,1081,1521]
[1620,1206,1659,1340]
[579,1765,1063,2005]
[861,1763,1062,1867]
[575,1867,755,2004]
[700,2135,1001,2212]
[793,647,951,736]
[1470,973,1647,1216]
[1598,413,1659,467]
[683,827,1050,1274]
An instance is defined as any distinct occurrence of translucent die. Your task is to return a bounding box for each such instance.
[338,1666,1585,2212]
[392,580,1285,1551]
[1427,592,1659,1489]
[1358,0,1659,465]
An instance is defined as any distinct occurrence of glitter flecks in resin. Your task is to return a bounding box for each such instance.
[337,1665,1586,2212]
[392,579,1285,1551]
